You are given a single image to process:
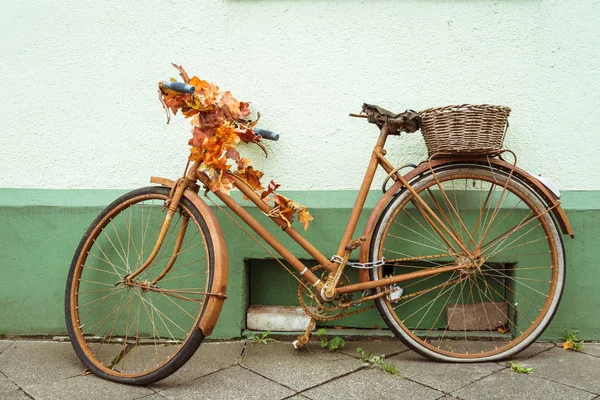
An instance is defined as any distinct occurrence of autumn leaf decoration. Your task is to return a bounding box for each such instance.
[159,64,313,230]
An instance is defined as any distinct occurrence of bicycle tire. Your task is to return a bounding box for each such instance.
[65,186,215,384]
[369,165,565,362]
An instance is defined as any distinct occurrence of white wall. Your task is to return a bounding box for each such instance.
[1,0,598,190]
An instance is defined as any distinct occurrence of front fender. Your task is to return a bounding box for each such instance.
[357,156,573,283]
[150,176,228,337]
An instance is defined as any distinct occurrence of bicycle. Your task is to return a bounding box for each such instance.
[65,73,573,385]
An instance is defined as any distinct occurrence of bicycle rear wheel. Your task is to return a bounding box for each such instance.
[65,186,215,384]
[370,165,565,361]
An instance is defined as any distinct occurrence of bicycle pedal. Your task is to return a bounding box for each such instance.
[387,285,403,302]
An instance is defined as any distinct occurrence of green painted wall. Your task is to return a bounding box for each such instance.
[0,189,598,341]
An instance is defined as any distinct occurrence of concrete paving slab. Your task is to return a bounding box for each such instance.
[453,369,595,400]
[159,365,295,399]
[240,342,364,391]
[0,341,83,388]
[0,341,14,354]
[302,367,443,400]
[505,342,555,360]
[387,351,504,392]
[0,390,31,399]
[523,347,600,394]
[25,374,154,400]
[150,341,245,389]
[580,343,600,358]
[0,371,19,394]
[338,339,408,359]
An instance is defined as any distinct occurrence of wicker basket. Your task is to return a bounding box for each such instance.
[419,104,511,155]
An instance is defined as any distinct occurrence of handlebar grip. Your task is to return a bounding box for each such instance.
[160,81,196,94]
[254,128,279,141]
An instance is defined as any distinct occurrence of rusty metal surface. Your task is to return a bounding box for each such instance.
[182,187,230,337]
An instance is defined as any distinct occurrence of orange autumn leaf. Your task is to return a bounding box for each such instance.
[225,147,240,161]
[201,83,221,108]
[189,76,211,94]
[273,194,295,224]
[220,91,249,119]
[238,128,260,144]
[204,152,231,171]
[235,166,264,192]
[161,89,190,115]
[189,126,214,147]
[215,122,240,150]
[237,157,252,170]
[196,109,225,130]
[298,208,314,231]
[562,341,574,350]
[202,137,224,159]
[497,327,508,334]
[261,180,281,200]
[208,171,236,194]
[188,147,204,163]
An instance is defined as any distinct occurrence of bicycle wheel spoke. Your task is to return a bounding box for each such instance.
[403,207,448,251]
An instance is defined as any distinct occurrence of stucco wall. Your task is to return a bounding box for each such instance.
[1,0,598,190]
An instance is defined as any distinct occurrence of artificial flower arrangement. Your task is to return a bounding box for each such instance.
[159,64,313,230]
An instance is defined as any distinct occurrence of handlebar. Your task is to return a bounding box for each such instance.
[159,81,196,94]
[254,128,279,141]
[159,81,279,140]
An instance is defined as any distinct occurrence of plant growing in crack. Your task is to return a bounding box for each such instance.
[357,347,401,376]
[315,328,345,352]
[510,362,533,374]
[250,330,275,345]
[562,330,584,351]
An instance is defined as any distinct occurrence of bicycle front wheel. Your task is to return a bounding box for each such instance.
[65,186,215,384]
[370,165,565,362]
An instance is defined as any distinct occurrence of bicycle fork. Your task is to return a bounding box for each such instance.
[124,174,194,287]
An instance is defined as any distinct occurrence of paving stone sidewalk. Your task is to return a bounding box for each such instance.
[0,338,599,400]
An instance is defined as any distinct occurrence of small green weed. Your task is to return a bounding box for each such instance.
[510,362,533,374]
[357,348,401,376]
[250,330,275,345]
[562,330,584,351]
[315,328,345,352]
[357,347,373,362]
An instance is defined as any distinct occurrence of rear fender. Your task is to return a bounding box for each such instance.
[357,157,573,283]
[150,176,228,337]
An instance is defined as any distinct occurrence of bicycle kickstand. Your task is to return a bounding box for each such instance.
[292,317,317,349]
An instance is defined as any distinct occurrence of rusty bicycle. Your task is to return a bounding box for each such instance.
[65,79,573,385]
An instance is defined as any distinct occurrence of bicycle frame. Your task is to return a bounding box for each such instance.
[187,124,474,297]
[131,121,574,305]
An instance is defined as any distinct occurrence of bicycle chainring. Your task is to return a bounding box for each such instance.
[297,266,353,321]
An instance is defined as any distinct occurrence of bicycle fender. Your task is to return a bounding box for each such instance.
[185,190,229,337]
[357,156,573,284]
[150,176,229,337]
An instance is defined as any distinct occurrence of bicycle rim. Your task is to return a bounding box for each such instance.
[66,187,214,383]
[370,165,564,361]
